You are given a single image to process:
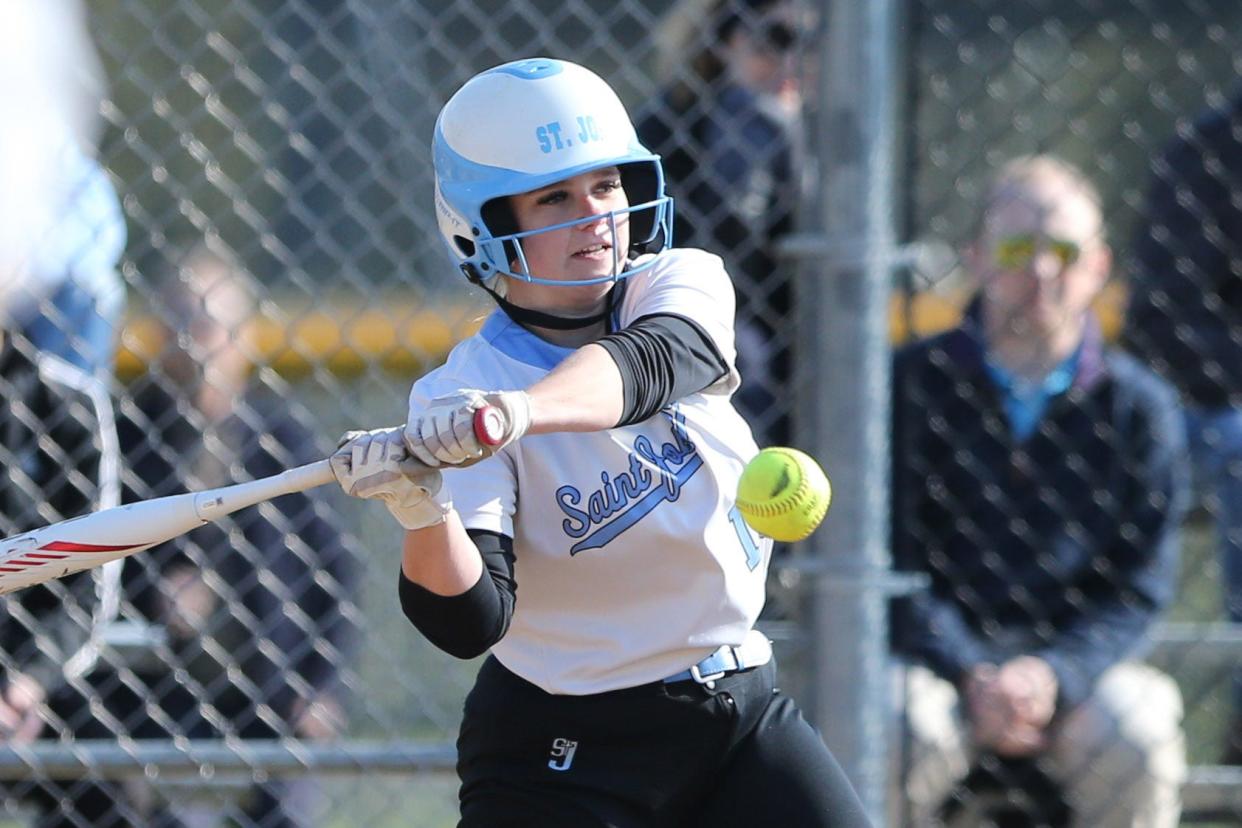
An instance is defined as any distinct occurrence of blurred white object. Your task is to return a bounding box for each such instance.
[0,0,108,321]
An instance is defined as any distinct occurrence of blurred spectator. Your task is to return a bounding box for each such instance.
[51,245,358,826]
[0,275,124,822]
[0,0,126,376]
[638,0,807,446]
[1122,89,1242,763]
[891,156,1188,826]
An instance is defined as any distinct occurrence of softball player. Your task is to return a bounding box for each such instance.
[332,58,870,828]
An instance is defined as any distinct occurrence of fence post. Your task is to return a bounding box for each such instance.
[790,0,903,822]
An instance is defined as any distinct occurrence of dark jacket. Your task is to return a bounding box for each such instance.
[112,381,357,736]
[1123,91,1242,408]
[0,335,117,684]
[891,315,1188,710]
[637,82,798,333]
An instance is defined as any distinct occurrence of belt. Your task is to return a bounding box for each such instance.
[664,631,773,686]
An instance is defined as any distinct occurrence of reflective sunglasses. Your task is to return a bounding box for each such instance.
[992,234,1082,270]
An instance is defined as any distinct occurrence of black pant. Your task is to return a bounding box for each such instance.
[457,656,871,828]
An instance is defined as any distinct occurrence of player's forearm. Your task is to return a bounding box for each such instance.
[397,520,513,659]
[399,511,484,596]
[525,343,624,434]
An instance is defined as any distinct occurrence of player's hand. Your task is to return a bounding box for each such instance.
[964,661,1052,757]
[331,427,452,530]
[964,664,1009,746]
[160,564,218,640]
[996,655,1058,730]
[0,673,44,743]
[291,692,346,741]
[405,389,531,467]
[991,723,1048,757]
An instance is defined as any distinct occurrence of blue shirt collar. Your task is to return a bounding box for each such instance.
[985,347,1080,396]
[479,311,575,370]
[984,345,1082,441]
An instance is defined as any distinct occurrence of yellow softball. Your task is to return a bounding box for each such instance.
[736,447,832,542]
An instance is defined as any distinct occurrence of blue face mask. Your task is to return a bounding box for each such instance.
[478,197,673,287]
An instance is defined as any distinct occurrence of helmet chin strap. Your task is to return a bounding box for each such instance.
[482,282,615,330]
[463,263,624,331]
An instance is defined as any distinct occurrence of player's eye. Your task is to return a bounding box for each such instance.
[993,235,1037,269]
[1049,239,1081,267]
[993,235,1082,270]
[536,190,568,206]
[596,178,622,193]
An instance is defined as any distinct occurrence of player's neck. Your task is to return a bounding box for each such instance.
[985,325,1082,383]
[528,319,607,348]
[502,280,613,347]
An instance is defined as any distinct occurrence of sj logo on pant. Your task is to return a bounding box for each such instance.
[548,737,578,772]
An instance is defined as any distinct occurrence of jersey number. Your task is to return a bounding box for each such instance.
[728,506,763,571]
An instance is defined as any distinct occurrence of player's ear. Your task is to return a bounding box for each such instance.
[481,198,521,266]
[1080,241,1112,297]
[963,239,988,284]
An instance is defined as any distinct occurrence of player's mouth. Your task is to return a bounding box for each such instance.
[572,243,612,261]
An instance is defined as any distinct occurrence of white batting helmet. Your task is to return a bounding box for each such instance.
[433,58,674,287]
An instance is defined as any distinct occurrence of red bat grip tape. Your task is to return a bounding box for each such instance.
[473,405,506,447]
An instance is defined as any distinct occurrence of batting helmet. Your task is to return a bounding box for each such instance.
[433,58,674,287]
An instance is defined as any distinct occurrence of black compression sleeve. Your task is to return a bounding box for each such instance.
[596,313,729,426]
[397,530,516,659]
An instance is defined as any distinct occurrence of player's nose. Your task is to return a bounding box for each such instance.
[582,217,610,239]
[571,186,612,213]
[1029,249,1065,283]
[575,202,612,233]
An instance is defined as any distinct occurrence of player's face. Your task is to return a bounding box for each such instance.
[505,167,631,313]
[721,3,804,104]
[971,181,1109,341]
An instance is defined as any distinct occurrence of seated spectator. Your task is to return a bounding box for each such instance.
[0,270,126,825]
[1122,88,1242,763]
[0,7,128,819]
[891,155,1188,827]
[50,245,359,827]
[638,0,808,446]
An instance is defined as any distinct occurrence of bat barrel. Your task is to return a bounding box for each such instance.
[0,459,337,596]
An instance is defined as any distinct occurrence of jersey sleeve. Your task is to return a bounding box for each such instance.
[408,364,517,537]
[619,249,740,394]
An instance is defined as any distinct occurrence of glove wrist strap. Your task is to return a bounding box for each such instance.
[389,485,454,531]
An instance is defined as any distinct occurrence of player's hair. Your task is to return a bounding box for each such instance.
[154,243,256,392]
[975,154,1105,240]
[655,0,801,113]
[432,58,674,289]
[159,244,255,333]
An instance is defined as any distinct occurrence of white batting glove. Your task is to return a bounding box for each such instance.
[404,389,532,467]
[330,427,452,531]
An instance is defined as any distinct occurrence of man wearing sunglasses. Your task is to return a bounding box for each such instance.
[891,155,1188,827]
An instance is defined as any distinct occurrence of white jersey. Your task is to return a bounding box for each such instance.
[409,248,772,695]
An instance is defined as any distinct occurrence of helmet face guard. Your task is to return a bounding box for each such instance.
[433,58,674,288]
[477,191,673,288]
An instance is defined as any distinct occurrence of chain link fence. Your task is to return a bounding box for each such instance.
[895,1,1242,825]
[5,1,821,826]
[0,0,1240,825]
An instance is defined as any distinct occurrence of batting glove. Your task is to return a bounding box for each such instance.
[405,389,532,467]
[331,427,452,530]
